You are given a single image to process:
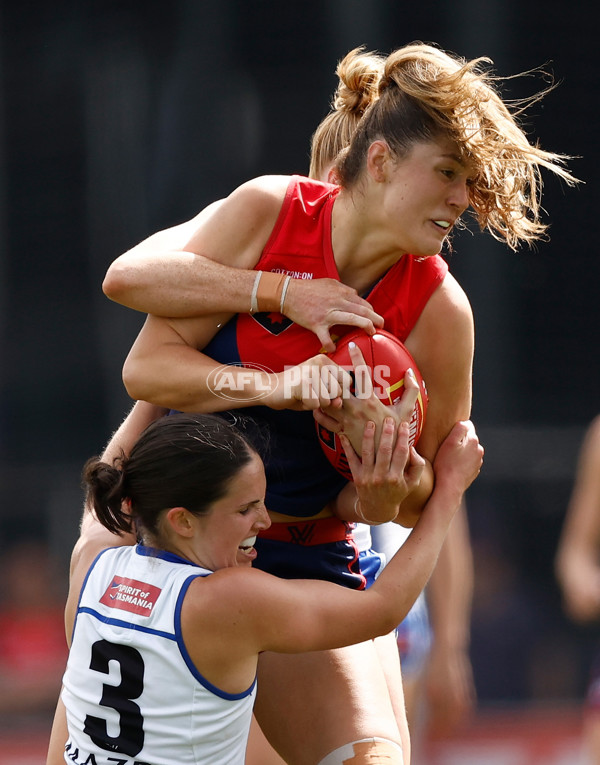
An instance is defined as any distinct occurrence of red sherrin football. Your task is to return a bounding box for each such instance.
[315,329,428,481]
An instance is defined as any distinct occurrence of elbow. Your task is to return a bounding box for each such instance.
[122,357,187,412]
[102,261,132,304]
[371,608,402,639]
[122,358,153,403]
[368,595,411,639]
[382,613,402,637]
[394,505,422,529]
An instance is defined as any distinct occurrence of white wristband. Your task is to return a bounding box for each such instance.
[280,275,292,314]
[250,271,263,314]
[354,497,370,523]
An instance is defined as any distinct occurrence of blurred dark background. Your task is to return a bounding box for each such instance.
[0,0,597,716]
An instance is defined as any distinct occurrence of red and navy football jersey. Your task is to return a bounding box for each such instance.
[203,176,448,517]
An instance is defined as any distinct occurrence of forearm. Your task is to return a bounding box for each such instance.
[394,460,434,527]
[372,479,465,619]
[264,480,466,652]
[123,344,282,413]
[261,422,482,653]
[102,198,263,318]
[101,401,168,462]
[372,420,482,624]
[425,500,473,650]
[105,250,260,318]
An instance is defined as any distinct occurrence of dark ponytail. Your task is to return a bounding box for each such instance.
[82,456,131,534]
[82,413,256,538]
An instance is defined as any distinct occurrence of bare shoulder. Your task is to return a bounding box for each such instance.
[181,175,292,267]
[229,174,293,204]
[118,176,292,268]
[407,271,474,456]
[187,175,290,224]
[423,271,473,332]
[409,271,474,371]
[214,175,291,232]
[181,567,278,645]
[65,525,128,640]
[186,566,272,610]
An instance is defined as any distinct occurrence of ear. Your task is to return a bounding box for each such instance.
[164,507,195,538]
[326,166,339,185]
[366,140,392,182]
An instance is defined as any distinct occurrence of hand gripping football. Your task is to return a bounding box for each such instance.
[315,329,428,480]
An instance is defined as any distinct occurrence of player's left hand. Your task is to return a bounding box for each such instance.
[339,418,426,524]
[283,278,384,352]
[313,340,419,453]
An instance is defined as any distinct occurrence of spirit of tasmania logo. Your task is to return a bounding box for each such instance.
[100,575,161,616]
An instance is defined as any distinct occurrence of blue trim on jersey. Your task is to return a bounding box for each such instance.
[135,544,210,570]
[77,606,177,641]
[174,574,257,700]
[71,545,122,645]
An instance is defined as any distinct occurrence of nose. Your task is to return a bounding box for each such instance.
[449,179,470,214]
[255,504,271,532]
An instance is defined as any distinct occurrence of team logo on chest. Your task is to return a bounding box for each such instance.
[250,312,294,336]
[100,575,161,616]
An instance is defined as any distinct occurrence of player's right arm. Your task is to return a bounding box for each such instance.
[102,179,383,352]
[189,421,483,677]
[123,311,351,414]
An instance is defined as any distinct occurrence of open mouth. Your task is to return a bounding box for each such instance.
[238,535,257,551]
[433,220,451,230]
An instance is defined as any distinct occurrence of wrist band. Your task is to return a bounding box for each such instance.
[250,271,262,314]
[280,275,292,313]
[354,497,369,523]
[256,271,287,313]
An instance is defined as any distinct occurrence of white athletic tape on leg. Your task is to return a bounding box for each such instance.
[318,737,404,765]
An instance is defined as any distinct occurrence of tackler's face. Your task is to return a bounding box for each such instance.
[194,452,270,571]
[378,137,474,257]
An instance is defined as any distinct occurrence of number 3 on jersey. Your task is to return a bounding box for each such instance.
[83,639,145,757]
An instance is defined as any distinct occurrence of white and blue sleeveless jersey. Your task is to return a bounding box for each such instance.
[61,544,256,765]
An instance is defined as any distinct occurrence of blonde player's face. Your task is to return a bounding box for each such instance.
[195,452,270,571]
[375,137,473,257]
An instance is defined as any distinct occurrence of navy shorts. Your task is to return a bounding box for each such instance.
[254,517,383,590]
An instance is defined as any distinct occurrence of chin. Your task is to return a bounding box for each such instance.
[410,240,440,258]
[422,241,445,256]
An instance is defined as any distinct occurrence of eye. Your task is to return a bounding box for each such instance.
[440,168,456,180]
